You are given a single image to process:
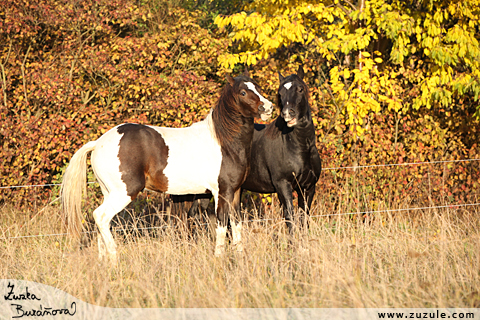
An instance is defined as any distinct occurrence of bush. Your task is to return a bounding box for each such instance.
[0,0,227,206]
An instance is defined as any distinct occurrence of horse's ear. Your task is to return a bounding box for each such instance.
[243,67,250,78]
[226,75,235,86]
[278,71,285,82]
[297,65,304,80]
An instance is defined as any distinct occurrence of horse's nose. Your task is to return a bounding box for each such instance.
[258,105,265,112]
[283,108,295,118]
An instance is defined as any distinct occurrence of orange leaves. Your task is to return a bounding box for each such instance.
[0,0,229,207]
[2,0,480,213]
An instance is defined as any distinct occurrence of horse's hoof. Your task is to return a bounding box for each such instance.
[214,245,225,257]
[234,243,244,253]
[298,246,309,255]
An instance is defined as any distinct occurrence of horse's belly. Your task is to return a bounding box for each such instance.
[163,159,221,194]
[242,170,276,193]
[164,179,213,195]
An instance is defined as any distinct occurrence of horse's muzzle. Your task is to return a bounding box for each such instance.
[260,100,273,121]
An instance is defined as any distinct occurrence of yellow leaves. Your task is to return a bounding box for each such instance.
[325,12,334,23]
[111,53,120,62]
[246,54,257,66]
[216,4,331,69]
[216,0,480,125]
[215,11,248,30]
[447,3,457,16]
[329,52,400,135]
[157,42,168,49]
[213,15,225,28]
[230,11,247,27]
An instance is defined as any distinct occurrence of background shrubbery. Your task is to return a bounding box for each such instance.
[0,0,227,205]
[1,1,479,310]
[1,0,479,212]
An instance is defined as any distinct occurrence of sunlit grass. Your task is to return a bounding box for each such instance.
[1,196,479,308]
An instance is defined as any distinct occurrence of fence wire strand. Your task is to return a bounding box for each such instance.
[0,181,96,190]
[1,158,479,189]
[322,158,480,171]
[1,158,480,240]
[2,202,480,241]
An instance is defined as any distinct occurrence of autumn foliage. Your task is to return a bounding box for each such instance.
[0,0,226,205]
[1,0,480,212]
[216,0,480,213]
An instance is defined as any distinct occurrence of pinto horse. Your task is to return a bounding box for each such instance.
[60,71,273,262]
[172,66,321,235]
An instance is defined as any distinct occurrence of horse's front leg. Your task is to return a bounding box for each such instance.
[214,188,242,256]
[275,180,295,235]
[230,188,243,252]
[214,190,230,257]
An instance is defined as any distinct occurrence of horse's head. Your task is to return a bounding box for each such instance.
[277,66,310,127]
[226,70,273,121]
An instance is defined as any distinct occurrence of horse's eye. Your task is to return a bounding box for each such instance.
[298,87,303,93]
[241,91,247,96]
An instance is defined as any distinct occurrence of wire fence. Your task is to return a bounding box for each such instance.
[1,158,480,240]
[0,181,96,190]
[2,158,479,190]
[3,201,480,241]
[322,158,480,171]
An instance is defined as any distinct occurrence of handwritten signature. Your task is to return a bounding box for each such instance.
[4,282,76,318]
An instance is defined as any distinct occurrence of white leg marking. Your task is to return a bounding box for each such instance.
[97,236,107,260]
[231,221,243,253]
[93,192,132,264]
[214,225,227,257]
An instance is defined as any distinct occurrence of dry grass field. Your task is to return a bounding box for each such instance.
[1,194,480,309]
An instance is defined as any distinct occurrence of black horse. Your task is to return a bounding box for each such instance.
[172,66,321,235]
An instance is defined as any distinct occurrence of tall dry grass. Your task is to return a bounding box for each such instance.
[0,196,479,308]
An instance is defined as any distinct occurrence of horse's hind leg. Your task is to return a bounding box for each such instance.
[93,191,132,263]
[95,180,110,256]
[214,188,243,256]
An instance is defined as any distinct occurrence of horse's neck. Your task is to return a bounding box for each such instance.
[203,111,218,139]
[280,109,316,147]
[232,116,255,147]
[212,103,254,149]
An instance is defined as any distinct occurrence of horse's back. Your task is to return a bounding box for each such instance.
[91,119,222,198]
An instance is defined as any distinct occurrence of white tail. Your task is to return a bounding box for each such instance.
[60,141,97,239]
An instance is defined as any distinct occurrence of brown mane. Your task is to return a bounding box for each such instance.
[211,81,242,147]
